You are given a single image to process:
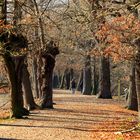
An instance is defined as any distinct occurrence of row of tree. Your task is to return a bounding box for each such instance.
[0,0,140,121]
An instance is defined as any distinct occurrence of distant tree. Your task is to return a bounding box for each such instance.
[82,55,92,95]
[127,61,138,111]
[97,56,112,99]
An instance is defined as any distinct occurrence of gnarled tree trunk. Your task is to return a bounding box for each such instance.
[41,54,55,109]
[40,43,59,109]
[3,54,29,118]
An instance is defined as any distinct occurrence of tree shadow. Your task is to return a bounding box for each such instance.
[31,107,134,119]
[0,123,123,132]
[29,113,131,123]
[28,115,102,125]
[54,96,123,105]
[0,138,18,140]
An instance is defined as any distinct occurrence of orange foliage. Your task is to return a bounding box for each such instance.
[94,14,140,61]
[0,20,13,34]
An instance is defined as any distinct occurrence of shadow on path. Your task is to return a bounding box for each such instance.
[0,123,122,132]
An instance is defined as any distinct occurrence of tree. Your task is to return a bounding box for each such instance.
[95,5,140,118]
[40,41,59,109]
[92,57,99,95]
[82,55,92,95]
[22,60,39,110]
[97,56,112,98]
[127,61,138,111]
[76,69,83,92]
[0,25,29,118]
[135,38,140,118]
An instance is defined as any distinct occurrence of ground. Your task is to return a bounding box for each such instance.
[0,90,140,140]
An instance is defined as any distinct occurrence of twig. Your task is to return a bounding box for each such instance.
[115,126,140,134]
[0,100,10,109]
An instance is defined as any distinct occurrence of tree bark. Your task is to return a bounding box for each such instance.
[76,70,83,92]
[82,55,92,95]
[135,38,140,120]
[32,58,39,98]
[92,57,99,95]
[53,73,59,89]
[65,68,71,89]
[40,54,55,109]
[127,61,138,111]
[40,44,59,109]
[70,68,74,82]
[59,71,65,89]
[22,59,39,110]
[37,57,43,98]
[0,0,7,23]
[32,0,46,99]
[97,56,112,99]
[3,54,29,118]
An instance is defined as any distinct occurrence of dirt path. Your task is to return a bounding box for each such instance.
[0,90,139,140]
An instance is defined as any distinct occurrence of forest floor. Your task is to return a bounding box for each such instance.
[0,90,140,140]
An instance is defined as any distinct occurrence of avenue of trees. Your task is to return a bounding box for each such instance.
[0,0,140,122]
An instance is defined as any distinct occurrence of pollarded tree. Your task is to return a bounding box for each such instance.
[11,0,39,110]
[0,23,29,118]
[40,41,59,109]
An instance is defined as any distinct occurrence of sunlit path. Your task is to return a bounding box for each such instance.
[0,90,139,140]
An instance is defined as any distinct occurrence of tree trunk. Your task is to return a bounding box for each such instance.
[127,61,138,111]
[69,68,74,90]
[59,71,65,89]
[76,70,83,92]
[22,60,39,110]
[97,56,112,99]
[37,57,43,99]
[53,73,59,89]
[136,63,140,120]
[13,0,22,27]
[3,54,29,118]
[32,0,45,48]
[0,0,7,23]
[135,38,140,120]
[82,55,92,95]
[92,57,99,95]
[40,42,59,109]
[32,58,39,98]
[70,68,74,82]
[40,54,55,109]
[32,0,46,99]
[65,68,71,89]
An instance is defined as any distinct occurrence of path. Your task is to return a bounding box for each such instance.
[0,90,139,140]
